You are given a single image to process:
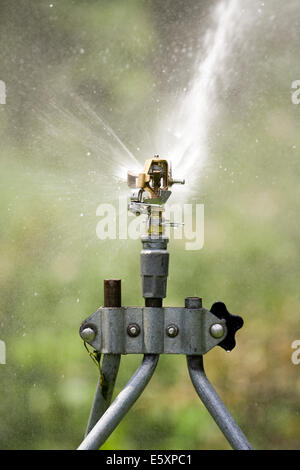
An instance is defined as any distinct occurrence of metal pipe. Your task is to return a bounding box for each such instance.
[78,354,159,450]
[145,298,162,307]
[187,355,252,450]
[84,279,122,436]
[104,279,121,307]
[85,354,121,436]
[140,236,169,301]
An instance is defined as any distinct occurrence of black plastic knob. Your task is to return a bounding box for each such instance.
[210,301,244,352]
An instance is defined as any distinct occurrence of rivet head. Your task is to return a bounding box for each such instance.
[127,323,140,337]
[80,327,96,342]
[210,323,225,339]
[166,324,179,338]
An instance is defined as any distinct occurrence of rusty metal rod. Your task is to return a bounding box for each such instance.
[104,279,121,307]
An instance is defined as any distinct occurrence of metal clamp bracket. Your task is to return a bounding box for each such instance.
[80,306,227,355]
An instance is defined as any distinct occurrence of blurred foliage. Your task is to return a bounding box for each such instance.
[0,0,300,450]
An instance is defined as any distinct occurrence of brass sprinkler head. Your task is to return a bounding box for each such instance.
[127,155,185,215]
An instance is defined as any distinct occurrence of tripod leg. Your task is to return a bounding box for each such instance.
[78,354,159,450]
[85,354,121,437]
[187,355,252,450]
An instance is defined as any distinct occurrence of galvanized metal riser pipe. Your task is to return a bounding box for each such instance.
[78,354,159,450]
[85,354,121,436]
[84,280,122,437]
[187,355,252,450]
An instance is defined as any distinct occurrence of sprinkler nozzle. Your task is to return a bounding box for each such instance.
[127,155,185,214]
[128,155,185,237]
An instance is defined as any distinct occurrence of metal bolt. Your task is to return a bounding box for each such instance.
[127,323,140,337]
[166,324,179,338]
[80,327,96,342]
[210,323,225,339]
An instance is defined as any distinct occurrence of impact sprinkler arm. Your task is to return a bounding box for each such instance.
[77,155,252,450]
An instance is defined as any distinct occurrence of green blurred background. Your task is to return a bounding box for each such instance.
[0,0,300,449]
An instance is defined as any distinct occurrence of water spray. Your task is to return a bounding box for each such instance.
[77,156,252,450]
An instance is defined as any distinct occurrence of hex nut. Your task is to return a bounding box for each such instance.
[127,323,141,337]
[166,324,179,338]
